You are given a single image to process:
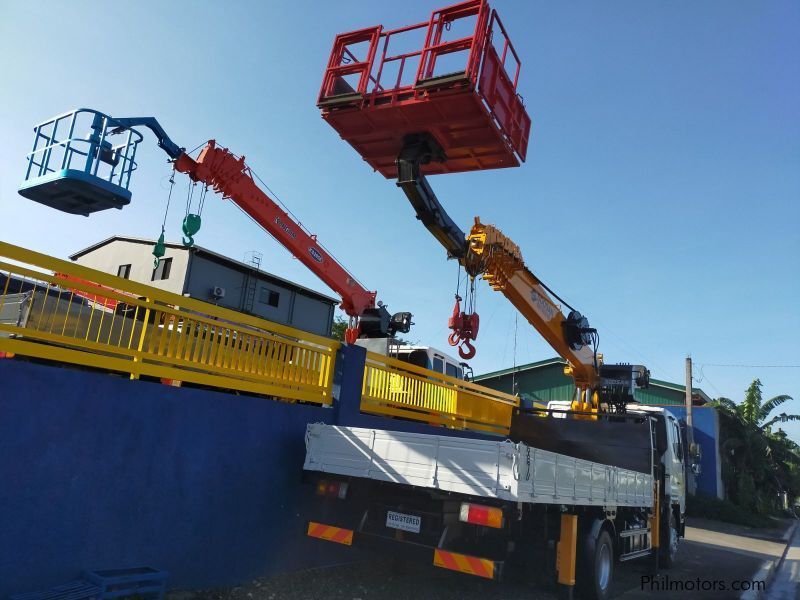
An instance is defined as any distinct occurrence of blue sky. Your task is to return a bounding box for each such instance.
[1,2,798,436]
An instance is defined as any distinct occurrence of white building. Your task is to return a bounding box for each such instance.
[70,236,337,337]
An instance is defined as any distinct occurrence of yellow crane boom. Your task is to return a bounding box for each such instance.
[465,218,603,411]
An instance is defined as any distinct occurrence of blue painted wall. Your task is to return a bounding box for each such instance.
[658,406,723,499]
[0,345,493,596]
[0,359,351,596]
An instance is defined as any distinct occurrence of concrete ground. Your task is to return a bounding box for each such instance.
[618,518,792,599]
[172,518,795,600]
[764,525,800,600]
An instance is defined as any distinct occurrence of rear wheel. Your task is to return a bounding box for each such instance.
[578,529,614,600]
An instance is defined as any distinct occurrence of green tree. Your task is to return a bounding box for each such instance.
[712,379,798,513]
[330,316,348,341]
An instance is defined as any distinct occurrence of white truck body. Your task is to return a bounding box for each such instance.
[304,423,654,508]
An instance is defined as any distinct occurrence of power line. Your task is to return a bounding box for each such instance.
[700,363,800,369]
[693,365,724,397]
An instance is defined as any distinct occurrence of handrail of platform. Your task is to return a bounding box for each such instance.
[0,241,339,405]
[361,351,519,435]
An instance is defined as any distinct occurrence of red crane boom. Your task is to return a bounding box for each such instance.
[174,141,401,343]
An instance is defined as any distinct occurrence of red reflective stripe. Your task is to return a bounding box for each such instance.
[307,522,352,545]
[438,550,461,572]
[465,555,491,579]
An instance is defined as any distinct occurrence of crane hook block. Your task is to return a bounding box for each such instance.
[447,295,479,360]
[152,232,166,268]
[182,214,202,248]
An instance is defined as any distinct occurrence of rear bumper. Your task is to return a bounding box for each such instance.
[306,519,503,581]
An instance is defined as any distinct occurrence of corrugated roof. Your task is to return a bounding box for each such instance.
[473,357,567,381]
[69,235,338,304]
[474,356,711,404]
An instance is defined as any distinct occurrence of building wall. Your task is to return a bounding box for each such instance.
[657,406,724,499]
[72,242,335,337]
[184,255,334,337]
[291,292,335,340]
[185,254,290,321]
[72,240,189,295]
[0,360,339,596]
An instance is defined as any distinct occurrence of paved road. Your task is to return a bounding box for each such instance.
[617,518,787,599]
[765,526,800,600]
[174,518,792,600]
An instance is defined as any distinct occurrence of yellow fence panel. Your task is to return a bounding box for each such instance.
[361,351,519,435]
[0,241,339,405]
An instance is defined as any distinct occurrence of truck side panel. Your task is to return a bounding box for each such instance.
[305,424,654,508]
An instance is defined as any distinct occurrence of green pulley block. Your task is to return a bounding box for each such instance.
[182,214,202,247]
[152,231,166,268]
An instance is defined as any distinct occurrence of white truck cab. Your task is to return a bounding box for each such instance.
[355,338,469,380]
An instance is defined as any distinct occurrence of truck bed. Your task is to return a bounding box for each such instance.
[304,424,653,508]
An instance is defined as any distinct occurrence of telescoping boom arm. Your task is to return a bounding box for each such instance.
[173,142,375,323]
[170,141,411,344]
[122,119,411,342]
[465,219,598,389]
[396,139,648,412]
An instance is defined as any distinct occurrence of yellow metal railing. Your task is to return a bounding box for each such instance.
[362,351,519,434]
[0,241,339,404]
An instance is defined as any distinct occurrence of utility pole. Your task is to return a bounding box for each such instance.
[685,356,693,429]
[685,355,697,495]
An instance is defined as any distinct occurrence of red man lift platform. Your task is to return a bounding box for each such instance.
[318,0,531,178]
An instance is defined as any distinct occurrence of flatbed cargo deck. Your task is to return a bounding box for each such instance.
[304,423,654,508]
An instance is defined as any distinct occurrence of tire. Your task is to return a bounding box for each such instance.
[659,510,680,568]
[578,529,614,600]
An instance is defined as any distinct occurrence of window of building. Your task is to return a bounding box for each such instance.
[259,287,280,307]
[151,257,172,281]
[117,264,131,279]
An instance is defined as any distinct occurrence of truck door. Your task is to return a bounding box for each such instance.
[666,416,686,506]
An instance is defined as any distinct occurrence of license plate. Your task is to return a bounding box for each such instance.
[386,510,421,534]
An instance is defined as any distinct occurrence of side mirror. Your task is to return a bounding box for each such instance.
[689,442,702,474]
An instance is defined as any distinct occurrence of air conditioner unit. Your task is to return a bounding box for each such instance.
[211,286,226,299]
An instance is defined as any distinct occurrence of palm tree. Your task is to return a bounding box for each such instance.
[711,379,797,513]
[714,379,796,430]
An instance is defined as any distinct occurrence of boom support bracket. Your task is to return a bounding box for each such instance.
[396,134,468,261]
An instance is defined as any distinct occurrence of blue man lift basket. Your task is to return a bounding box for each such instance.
[18,109,143,216]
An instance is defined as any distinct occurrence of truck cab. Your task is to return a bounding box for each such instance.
[355,339,468,380]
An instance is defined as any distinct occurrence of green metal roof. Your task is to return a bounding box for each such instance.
[474,357,566,381]
[647,378,713,404]
[475,357,712,405]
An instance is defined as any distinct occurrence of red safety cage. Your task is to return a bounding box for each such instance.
[318,0,531,177]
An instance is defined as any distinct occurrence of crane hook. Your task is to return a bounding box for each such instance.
[458,339,476,360]
[152,230,166,268]
[447,294,479,360]
[344,316,361,345]
[182,213,202,248]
